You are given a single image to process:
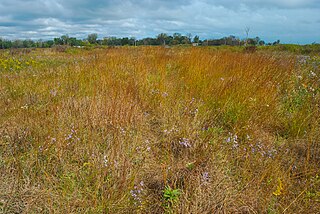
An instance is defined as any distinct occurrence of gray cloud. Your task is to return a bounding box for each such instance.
[0,0,319,43]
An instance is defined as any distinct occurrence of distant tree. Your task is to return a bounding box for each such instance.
[186,33,192,44]
[259,40,265,46]
[247,38,257,46]
[87,33,98,44]
[254,37,261,45]
[103,37,122,46]
[61,35,69,45]
[273,40,280,45]
[173,33,181,40]
[130,37,136,46]
[45,40,54,48]
[0,39,12,49]
[36,39,44,48]
[102,37,108,45]
[181,37,190,44]
[170,39,178,45]
[224,35,239,46]
[142,38,151,45]
[121,37,129,46]
[68,37,83,46]
[22,39,34,48]
[173,33,184,44]
[193,35,200,43]
[54,37,63,45]
[141,37,159,45]
[12,40,24,48]
[0,32,270,49]
[157,33,168,45]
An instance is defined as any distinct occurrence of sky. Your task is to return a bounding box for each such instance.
[0,0,319,44]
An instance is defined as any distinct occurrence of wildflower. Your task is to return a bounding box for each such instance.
[179,138,191,148]
[249,97,256,102]
[50,89,58,97]
[309,87,315,92]
[71,127,76,133]
[114,160,119,168]
[65,134,72,140]
[232,141,239,149]
[189,108,199,116]
[310,71,316,77]
[130,181,144,205]
[38,146,44,152]
[162,92,169,97]
[226,137,231,143]
[273,178,284,196]
[251,147,256,153]
[201,171,210,184]
[151,89,159,95]
[292,165,297,171]
[120,127,126,134]
[225,133,238,149]
[164,126,179,135]
[103,155,108,167]
[20,104,28,109]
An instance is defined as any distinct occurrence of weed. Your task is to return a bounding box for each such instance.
[163,185,181,212]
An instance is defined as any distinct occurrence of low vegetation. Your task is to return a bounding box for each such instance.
[0,46,319,213]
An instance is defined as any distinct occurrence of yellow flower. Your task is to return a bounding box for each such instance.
[83,162,91,167]
[273,178,283,196]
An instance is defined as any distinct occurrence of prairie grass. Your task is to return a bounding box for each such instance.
[0,47,319,213]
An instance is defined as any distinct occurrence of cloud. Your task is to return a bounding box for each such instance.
[203,0,320,9]
[0,0,319,44]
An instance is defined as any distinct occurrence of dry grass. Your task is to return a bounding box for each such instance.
[0,47,319,213]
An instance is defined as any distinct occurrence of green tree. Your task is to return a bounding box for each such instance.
[12,40,24,48]
[22,39,35,48]
[87,33,98,44]
[61,35,69,45]
[157,33,168,45]
[193,35,200,43]
[54,37,63,45]
[186,33,192,44]
[259,40,265,46]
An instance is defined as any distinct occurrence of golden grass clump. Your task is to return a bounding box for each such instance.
[0,47,319,213]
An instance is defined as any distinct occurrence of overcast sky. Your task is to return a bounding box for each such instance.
[0,0,319,44]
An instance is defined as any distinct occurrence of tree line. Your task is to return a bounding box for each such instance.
[0,33,281,49]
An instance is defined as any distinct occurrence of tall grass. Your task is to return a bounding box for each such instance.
[0,47,319,213]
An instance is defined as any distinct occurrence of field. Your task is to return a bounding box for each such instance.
[0,46,319,213]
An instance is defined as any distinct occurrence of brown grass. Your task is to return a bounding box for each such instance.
[0,46,319,213]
